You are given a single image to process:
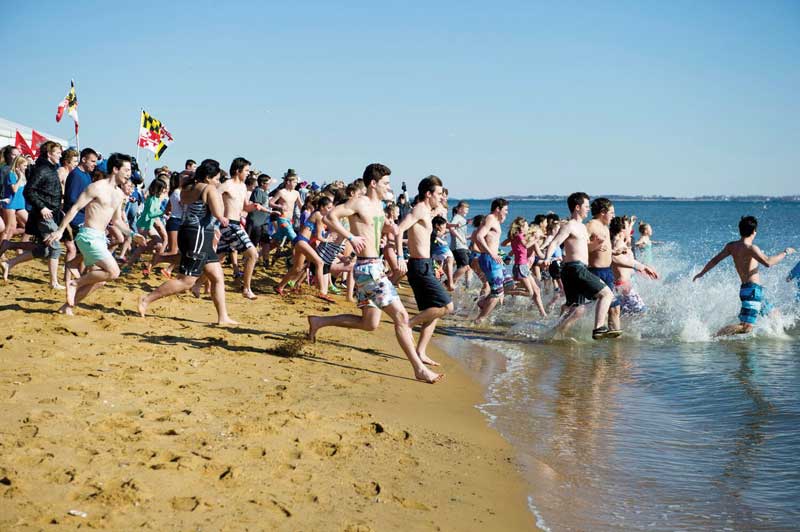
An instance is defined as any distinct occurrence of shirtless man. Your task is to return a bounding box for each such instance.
[544,192,616,339]
[693,215,795,336]
[215,157,265,299]
[474,198,509,323]
[42,153,133,314]
[307,163,443,384]
[269,170,302,246]
[586,198,623,333]
[396,175,454,365]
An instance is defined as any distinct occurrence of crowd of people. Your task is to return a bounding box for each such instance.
[1,143,798,383]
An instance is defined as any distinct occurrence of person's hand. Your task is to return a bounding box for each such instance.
[219,217,230,228]
[693,273,702,282]
[396,257,407,276]
[350,235,367,254]
[643,265,659,280]
[491,252,502,264]
[43,229,63,246]
[40,207,53,220]
[785,247,796,255]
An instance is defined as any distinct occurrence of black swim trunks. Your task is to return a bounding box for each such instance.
[561,261,607,306]
[178,226,219,277]
[453,248,470,269]
[588,266,620,308]
[407,257,452,311]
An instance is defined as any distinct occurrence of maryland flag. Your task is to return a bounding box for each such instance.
[56,80,79,134]
[138,110,174,160]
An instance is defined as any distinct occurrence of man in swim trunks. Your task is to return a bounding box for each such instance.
[474,198,509,323]
[42,153,133,314]
[396,175,454,365]
[544,192,616,339]
[693,215,795,336]
[307,163,443,384]
[269,169,302,245]
[586,198,623,334]
[216,157,266,299]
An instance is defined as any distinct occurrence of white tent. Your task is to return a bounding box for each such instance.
[0,116,70,150]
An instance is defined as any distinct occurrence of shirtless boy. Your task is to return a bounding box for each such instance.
[609,216,659,315]
[216,157,265,299]
[693,215,795,336]
[307,163,443,384]
[474,198,509,323]
[544,192,616,339]
[43,153,133,314]
[396,175,454,365]
[269,170,302,245]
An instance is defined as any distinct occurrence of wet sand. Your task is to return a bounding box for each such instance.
[0,262,536,531]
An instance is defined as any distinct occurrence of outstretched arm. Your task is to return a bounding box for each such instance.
[693,245,731,281]
[612,251,659,279]
[43,184,98,244]
[751,245,796,269]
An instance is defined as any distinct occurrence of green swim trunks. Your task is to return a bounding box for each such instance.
[75,226,112,267]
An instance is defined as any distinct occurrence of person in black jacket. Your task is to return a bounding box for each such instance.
[2,141,65,288]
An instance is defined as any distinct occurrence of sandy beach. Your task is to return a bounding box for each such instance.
[0,262,536,531]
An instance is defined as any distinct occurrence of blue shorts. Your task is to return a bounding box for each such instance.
[588,266,620,308]
[478,253,505,298]
[739,282,773,325]
[273,217,297,243]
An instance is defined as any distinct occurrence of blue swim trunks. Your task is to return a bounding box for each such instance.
[478,252,505,298]
[738,282,773,325]
[273,217,297,243]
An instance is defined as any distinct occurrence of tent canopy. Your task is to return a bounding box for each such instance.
[0,116,70,150]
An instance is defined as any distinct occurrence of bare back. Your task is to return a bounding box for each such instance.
[727,241,764,284]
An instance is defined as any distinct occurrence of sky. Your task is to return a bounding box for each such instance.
[2,0,798,198]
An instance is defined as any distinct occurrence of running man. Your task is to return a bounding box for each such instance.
[215,157,265,299]
[42,153,133,314]
[269,170,302,246]
[693,215,795,336]
[307,163,443,384]
[474,198,509,323]
[544,192,616,339]
[586,198,622,334]
[396,175,454,366]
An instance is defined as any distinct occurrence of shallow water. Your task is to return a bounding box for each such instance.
[438,200,800,531]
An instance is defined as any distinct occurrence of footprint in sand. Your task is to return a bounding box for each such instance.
[354,481,381,498]
[171,496,200,511]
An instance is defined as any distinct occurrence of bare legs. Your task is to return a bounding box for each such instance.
[307,302,443,384]
[139,261,236,325]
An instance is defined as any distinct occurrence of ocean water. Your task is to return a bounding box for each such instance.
[437,200,800,531]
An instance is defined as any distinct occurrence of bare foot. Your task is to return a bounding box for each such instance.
[415,368,445,384]
[217,317,239,326]
[137,295,148,318]
[65,280,77,305]
[52,282,66,290]
[57,304,74,315]
[418,353,440,366]
[1,261,8,281]
[446,281,455,292]
[307,315,320,343]
[243,289,258,300]
[191,283,202,298]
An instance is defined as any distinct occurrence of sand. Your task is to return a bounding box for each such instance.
[0,261,536,531]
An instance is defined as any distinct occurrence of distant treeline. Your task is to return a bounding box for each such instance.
[463,195,800,202]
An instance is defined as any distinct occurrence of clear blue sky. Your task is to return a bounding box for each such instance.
[2,0,798,198]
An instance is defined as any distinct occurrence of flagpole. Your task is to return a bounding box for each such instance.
[135,108,142,165]
[74,79,80,151]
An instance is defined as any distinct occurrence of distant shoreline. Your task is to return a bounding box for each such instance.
[459,195,800,202]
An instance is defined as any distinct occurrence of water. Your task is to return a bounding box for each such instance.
[438,200,800,531]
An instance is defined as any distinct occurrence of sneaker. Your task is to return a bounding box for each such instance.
[328,284,341,294]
